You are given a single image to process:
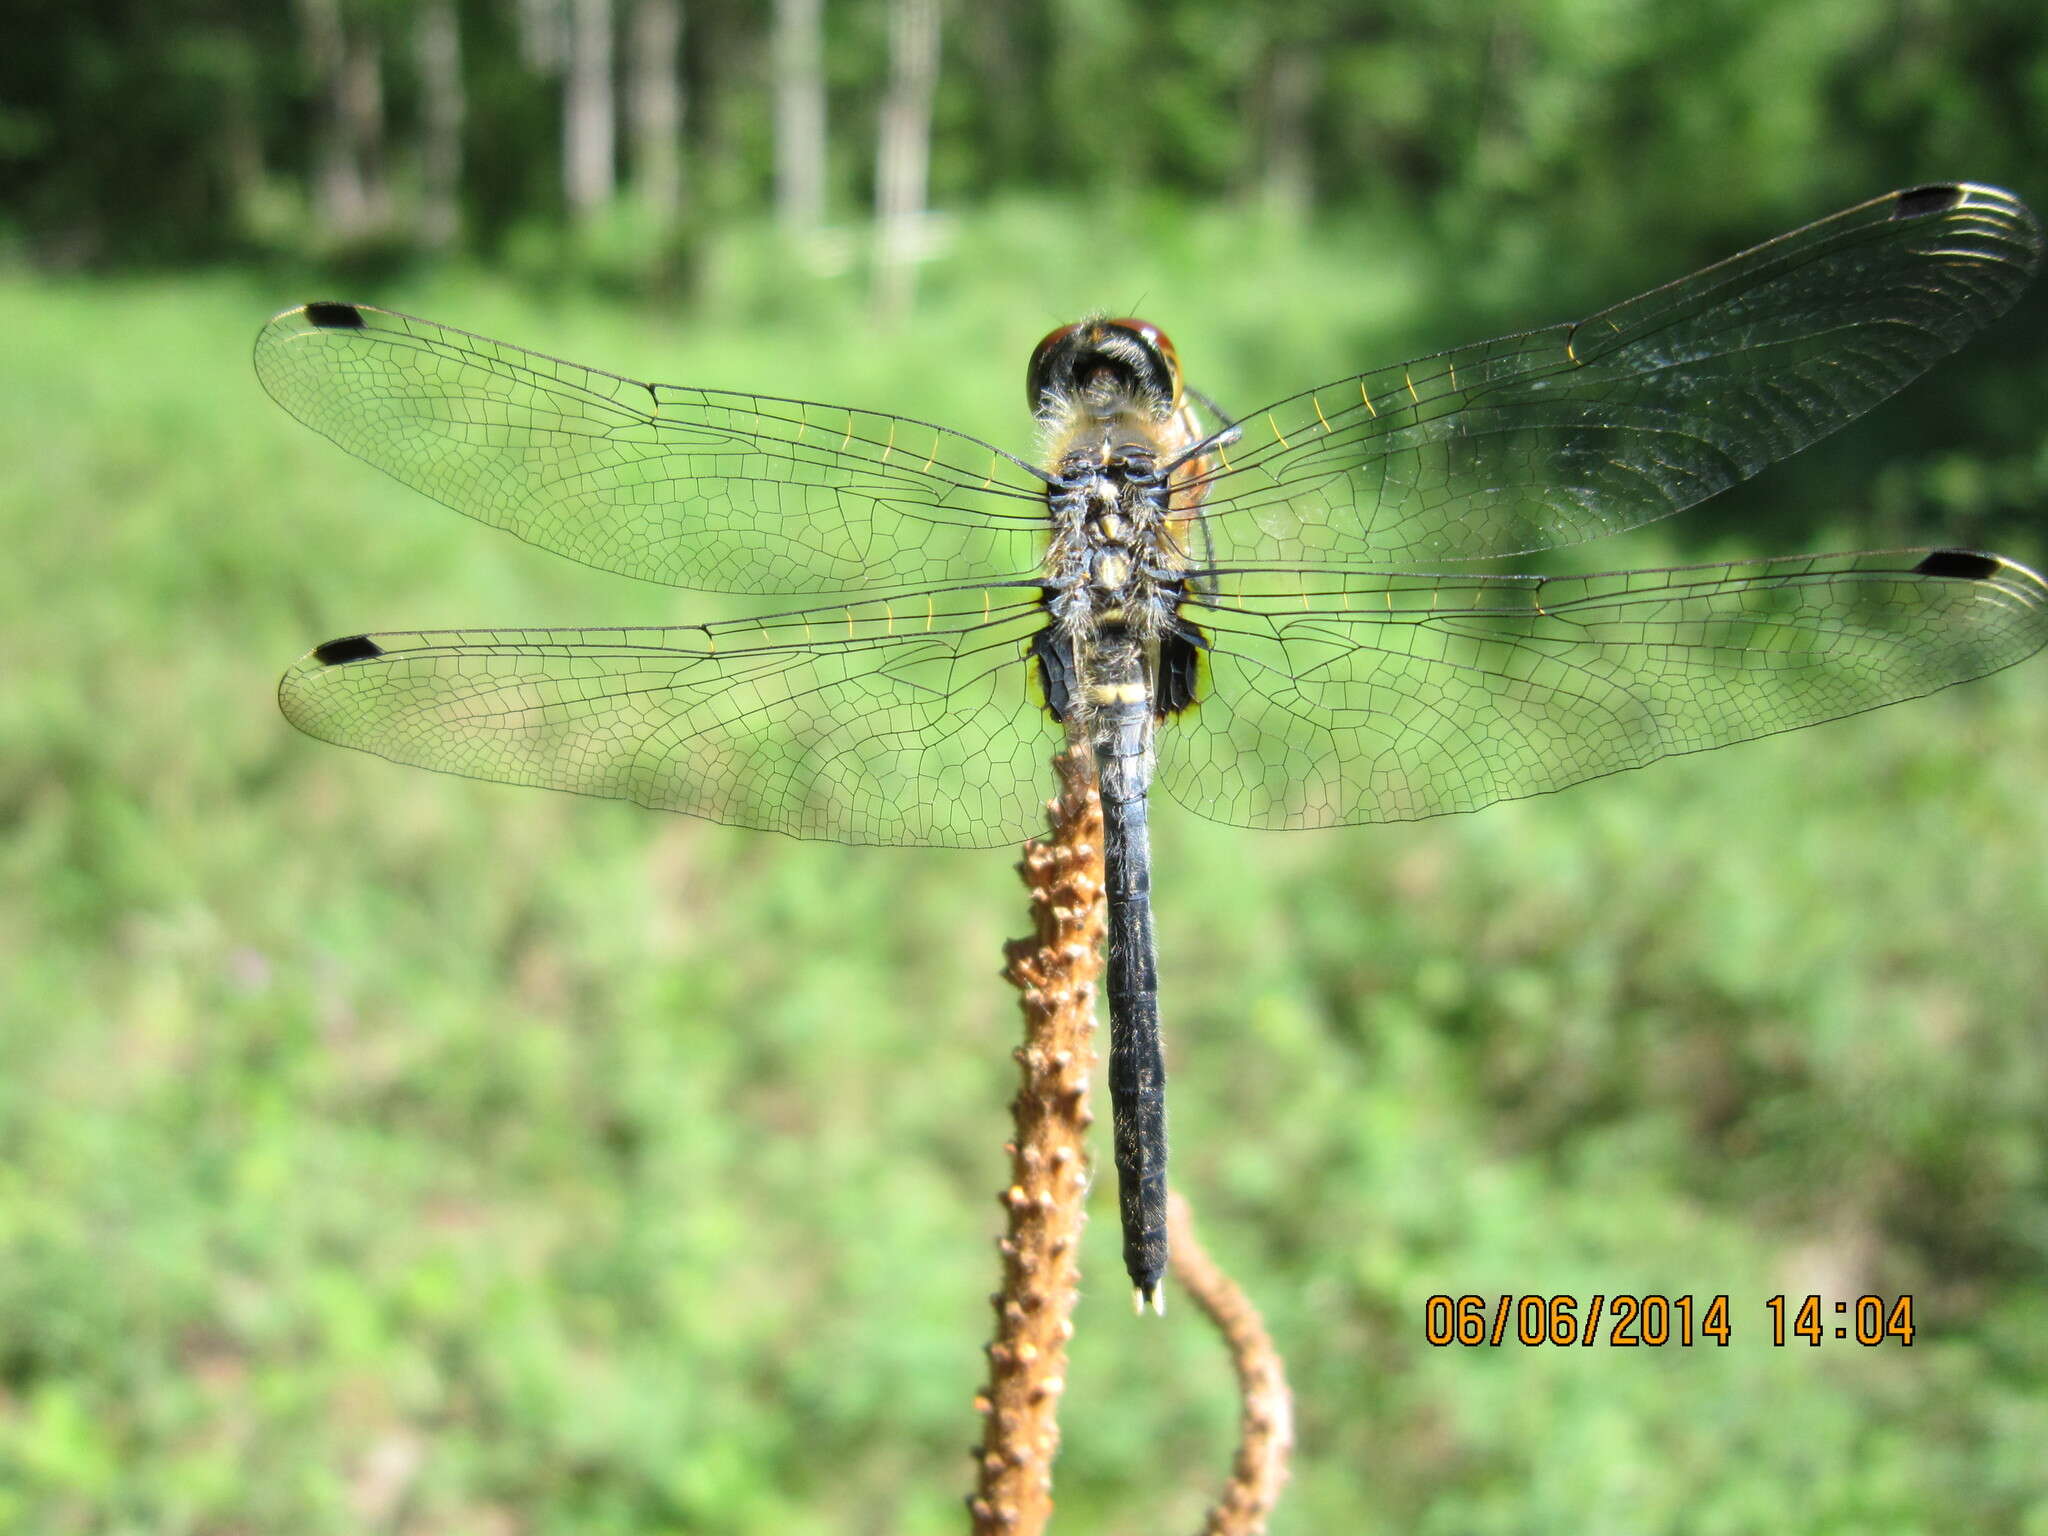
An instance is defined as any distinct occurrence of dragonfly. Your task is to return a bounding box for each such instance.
[261,182,2047,1312]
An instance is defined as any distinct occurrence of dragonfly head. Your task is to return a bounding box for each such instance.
[1027,317,1183,425]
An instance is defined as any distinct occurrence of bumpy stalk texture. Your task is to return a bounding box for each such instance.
[970,748,1104,1534]
[1170,1192,1294,1535]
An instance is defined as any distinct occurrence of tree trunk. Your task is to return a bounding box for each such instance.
[564,0,617,227]
[415,0,464,249]
[343,28,390,232]
[873,0,939,322]
[628,0,685,229]
[220,72,268,240]
[1260,42,1318,223]
[300,0,390,244]
[299,0,357,239]
[773,0,826,238]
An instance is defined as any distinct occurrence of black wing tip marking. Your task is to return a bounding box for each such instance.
[1891,184,1967,220]
[1913,549,2004,581]
[312,634,385,665]
[303,301,367,329]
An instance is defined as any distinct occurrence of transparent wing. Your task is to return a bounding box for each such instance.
[254,303,1049,594]
[1182,184,2042,566]
[1164,550,2048,828]
[278,587,1060,847]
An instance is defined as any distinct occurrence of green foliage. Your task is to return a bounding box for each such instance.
[6,5,2048,1528]
[4,187,2047,1530]
[9,0,2048,283]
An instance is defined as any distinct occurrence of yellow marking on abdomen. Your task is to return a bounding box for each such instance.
[1089,682,1149,704]
[1360,379,1377,417]
[1312,396,1331,433]
[1404,369,1419,405]
[1267,413,1291,448]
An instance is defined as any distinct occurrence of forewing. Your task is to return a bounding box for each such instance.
[279,588,1060,847]
[1164,550,2048,828]
[254,303,1048,594]
[1185,184,2041,566]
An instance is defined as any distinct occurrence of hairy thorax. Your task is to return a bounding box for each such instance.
[1026,319,1216,732]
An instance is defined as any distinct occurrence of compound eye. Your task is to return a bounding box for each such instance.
[1027,322,1086,409]
[1102,317,1175,359]
[1102,318,1182,405]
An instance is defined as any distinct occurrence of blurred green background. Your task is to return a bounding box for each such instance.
[6,2,2048,1532]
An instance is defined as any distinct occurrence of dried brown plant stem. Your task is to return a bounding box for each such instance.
[971,746,1104,1535]
[1169,1192,1295,1535]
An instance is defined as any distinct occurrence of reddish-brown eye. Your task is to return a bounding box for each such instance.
[1026,322,1087,408]
[1030,320,1085,358]
[1102,317,1171,357]
[1025,316,1184,411]
[1105,318,1181,396]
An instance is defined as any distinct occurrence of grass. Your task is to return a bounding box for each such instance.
[3,207,2047,1533]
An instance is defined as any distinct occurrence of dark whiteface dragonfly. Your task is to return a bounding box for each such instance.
[262,182,2048,1311]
